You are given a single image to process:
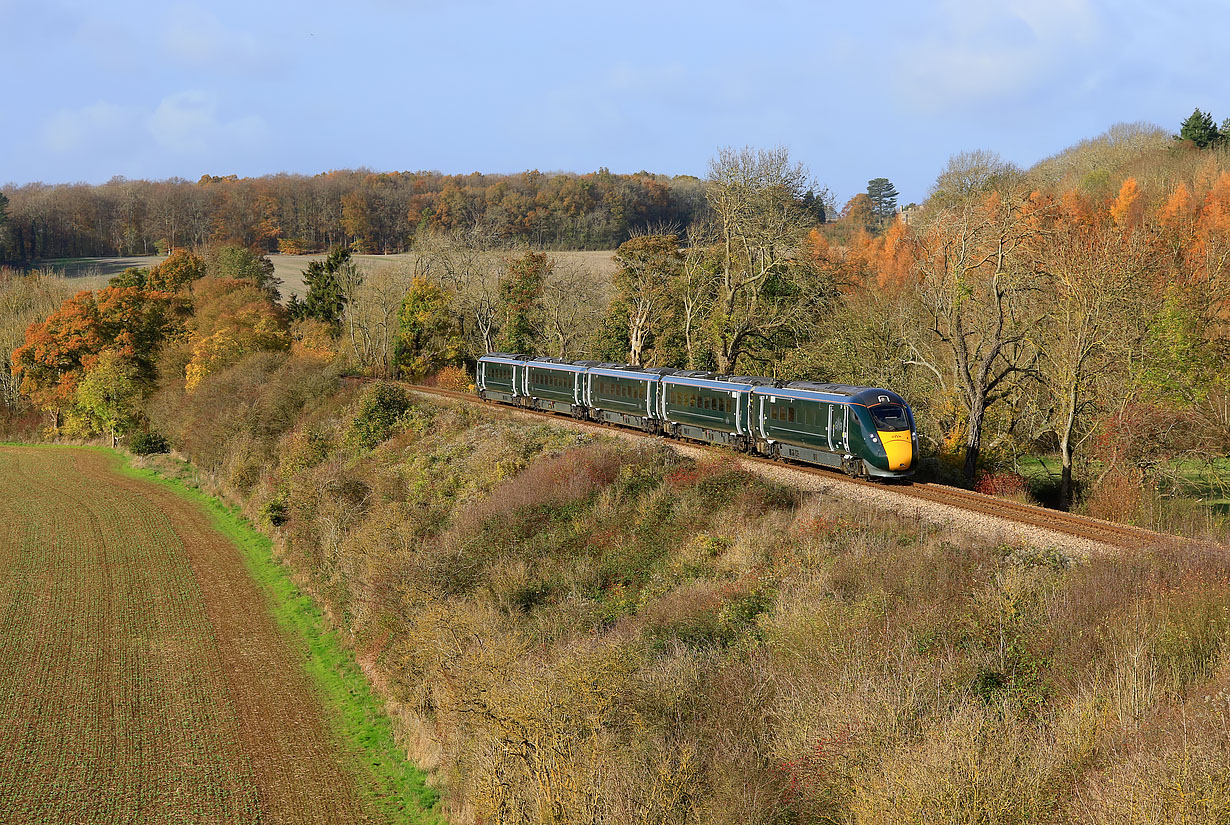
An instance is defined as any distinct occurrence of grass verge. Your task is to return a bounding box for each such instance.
[112,449,444,825]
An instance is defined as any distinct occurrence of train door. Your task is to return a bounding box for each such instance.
[828,404,848,452]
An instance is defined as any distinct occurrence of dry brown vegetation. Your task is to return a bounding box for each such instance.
[143,349,1230,823]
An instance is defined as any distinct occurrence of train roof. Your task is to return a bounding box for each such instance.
[753,384,909,406]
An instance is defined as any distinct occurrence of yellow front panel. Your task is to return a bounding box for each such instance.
[879,431,913,471]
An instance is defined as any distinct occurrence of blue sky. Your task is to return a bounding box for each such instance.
[3,0,1228,205]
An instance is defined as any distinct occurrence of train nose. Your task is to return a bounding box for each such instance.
[879,431,913,471]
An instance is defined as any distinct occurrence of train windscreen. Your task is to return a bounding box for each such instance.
[869,403,910,431]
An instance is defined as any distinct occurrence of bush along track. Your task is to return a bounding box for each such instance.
[0,445,441,825]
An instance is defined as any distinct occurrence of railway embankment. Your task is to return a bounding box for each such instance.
[141,360,1230,824]
[406,384,1173,557]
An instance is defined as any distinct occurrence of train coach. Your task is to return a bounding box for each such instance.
[475,352,916,479]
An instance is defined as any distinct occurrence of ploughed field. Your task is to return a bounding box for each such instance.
[0,447,371,824]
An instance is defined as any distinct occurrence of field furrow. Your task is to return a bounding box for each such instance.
[0,447,373,824]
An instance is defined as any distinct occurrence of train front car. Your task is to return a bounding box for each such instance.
[846,387,916,478]
[752,382,917,479]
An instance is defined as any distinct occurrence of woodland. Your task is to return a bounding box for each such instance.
[0,116,1229,822]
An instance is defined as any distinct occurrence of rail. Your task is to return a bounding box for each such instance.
[362,378,1173,550]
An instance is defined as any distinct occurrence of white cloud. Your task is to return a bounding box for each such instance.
[161,4,270,72]
[146,90,268,156]
[898,0,1100,112]
[41,101,134,153]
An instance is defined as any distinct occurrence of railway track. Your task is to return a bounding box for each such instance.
[383,380,1172,550]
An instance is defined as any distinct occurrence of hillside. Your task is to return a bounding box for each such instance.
[143,358,1230,823]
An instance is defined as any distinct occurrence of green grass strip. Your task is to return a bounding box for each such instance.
[109,450,444,825]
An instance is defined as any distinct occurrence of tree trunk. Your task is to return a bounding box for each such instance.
[1058,384,1079,510]
[964,402,984,481]
[1060,457,1074,510]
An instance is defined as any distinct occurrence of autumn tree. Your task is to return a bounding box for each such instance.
[184,279,290,390]
[0,270,73,409]
[12,286,185,425]
[612,233,681,365]
[76,349,141,447]
[905,152,1043,480]
[842,194,877,233]
[498,251,549,353]
[705,146,829,373]
[396,276,463,379]
[1027,187,1153,506]
[146,248,206,292]
[205,245,282,299]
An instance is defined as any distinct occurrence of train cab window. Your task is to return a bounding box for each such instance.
[869,403,910,432]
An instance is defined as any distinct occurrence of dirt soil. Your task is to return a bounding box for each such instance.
[0,446,373,824]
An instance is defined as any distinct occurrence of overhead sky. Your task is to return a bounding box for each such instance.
[4,0,1228,205]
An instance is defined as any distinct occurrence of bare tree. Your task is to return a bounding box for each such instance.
[705,146,825,372]
[612,232,681,365]
[1028,200,1152,506]
[421,228,506,356]
[343,261,415,377]
[906,153,1046,480]
[540,256,608,359]
[674,222,719,369]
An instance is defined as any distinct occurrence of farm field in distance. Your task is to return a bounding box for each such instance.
[35,250,619,300]
[0,446,376,824]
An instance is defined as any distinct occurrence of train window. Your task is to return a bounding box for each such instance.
[788,407,796,423]
[869,403,910,432]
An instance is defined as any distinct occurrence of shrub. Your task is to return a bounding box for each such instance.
[129,430,170,455]
[351,381,410,449]
[432,365,473,393]
[974,470,1030,499]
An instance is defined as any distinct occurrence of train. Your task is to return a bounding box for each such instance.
[475,352,917,479]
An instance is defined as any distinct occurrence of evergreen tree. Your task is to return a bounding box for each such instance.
[866,178,900,221]
[1178,108,1221,148]
[290,246,360,334]
[800,189,827,224]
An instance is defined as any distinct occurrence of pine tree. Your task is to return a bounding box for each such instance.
[866,178,900,221]
[1178,108,1221,148]
[290,246,360,334]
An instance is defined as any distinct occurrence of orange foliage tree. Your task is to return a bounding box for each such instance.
[12,286,187,424]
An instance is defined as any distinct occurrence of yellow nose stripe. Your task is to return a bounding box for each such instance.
[878,431,912,471]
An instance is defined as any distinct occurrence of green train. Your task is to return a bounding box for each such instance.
[476,353,916,479]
